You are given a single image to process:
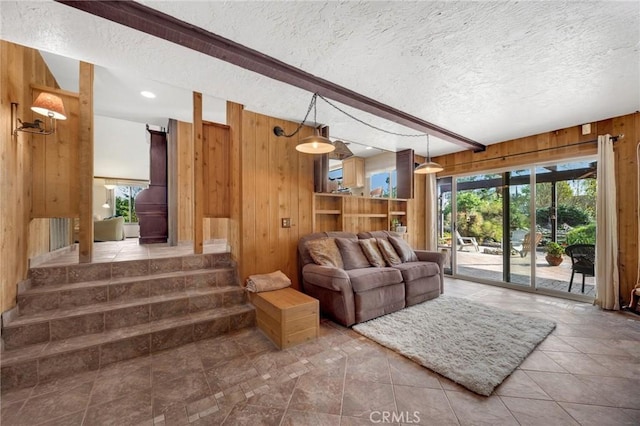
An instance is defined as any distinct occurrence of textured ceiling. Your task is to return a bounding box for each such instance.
[1,1,638,158]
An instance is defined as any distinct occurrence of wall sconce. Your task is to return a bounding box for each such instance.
[11,92,67,136]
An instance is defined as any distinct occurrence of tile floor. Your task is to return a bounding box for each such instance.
[2,278,640,425]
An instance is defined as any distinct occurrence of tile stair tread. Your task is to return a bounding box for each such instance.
[0,303,254,366]
[7,286,245,327]
[23,268,233,294]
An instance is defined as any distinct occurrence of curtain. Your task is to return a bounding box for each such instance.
[425,173,438,251]
[595,134,620,310]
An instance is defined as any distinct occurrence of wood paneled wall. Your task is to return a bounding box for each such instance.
[434,113,639,303]
[237,111,315,289]
[30,88,80,218]
[409,154,427,250]
[203,122,231,218]
[1,41,59,311]
[176,120,230,243]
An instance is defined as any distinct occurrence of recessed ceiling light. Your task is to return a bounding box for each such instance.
[365,146,373,150]
[140,91,156,99]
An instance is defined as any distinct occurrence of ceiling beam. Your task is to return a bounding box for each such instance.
[56,0,486,152]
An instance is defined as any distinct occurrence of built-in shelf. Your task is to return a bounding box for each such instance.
[343,213,388,218]
[312,193,410,235]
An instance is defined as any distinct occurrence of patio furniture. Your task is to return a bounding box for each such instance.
[512,232,542,257]
[456,230,479,252]
[370,187,383,197]
[565,244,595,293]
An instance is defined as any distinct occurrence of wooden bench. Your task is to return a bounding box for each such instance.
[250,287,319,349]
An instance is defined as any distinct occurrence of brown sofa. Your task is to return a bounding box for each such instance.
[298,231,445,327]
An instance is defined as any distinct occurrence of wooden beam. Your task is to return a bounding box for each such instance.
[55,0,485,152]
[226,101,243,267]
[30,84,79,99]
[193,91,204,254]
[78,61,94,262]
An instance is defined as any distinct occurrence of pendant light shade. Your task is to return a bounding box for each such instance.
[296,128,335,154]
[414,134,443,174]
[414,160,444,174]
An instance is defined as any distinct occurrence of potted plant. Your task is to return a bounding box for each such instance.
[545,242,564,266]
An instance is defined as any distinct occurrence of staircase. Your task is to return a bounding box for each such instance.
[0,252,255,390]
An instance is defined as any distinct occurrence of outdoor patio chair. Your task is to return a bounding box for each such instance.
[512,232,542,257]
[456,230,479,252]
[565,244,595,293]
[370,187,383,197]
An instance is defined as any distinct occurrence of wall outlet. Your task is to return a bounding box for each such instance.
[281,218,291,228]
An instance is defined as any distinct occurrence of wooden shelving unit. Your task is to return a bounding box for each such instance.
[313,193,410,235]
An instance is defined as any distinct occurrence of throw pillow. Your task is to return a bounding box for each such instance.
[335,237,371,270]
[376,238,402,266]
[388,235,418,262]
[305,238,344,268]
[359,238,386,267]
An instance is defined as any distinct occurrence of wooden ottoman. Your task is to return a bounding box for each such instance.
[250,287,319,349]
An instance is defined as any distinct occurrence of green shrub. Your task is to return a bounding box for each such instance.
[566,223,596,245]
[536,205,591,227]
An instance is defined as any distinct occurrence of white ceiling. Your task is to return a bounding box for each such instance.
[1,1,638,159]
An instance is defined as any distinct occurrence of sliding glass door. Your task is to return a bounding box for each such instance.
[507,169,534,287]
[453,173,504,281]
[438,158,597,301]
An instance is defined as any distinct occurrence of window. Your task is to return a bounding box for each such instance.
[114,185,145,223]
[370,170,397,198]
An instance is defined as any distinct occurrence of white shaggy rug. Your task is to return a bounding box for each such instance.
[352,295,556,396]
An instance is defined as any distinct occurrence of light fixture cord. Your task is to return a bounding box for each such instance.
[277,93,318,138]
[316,93,425,138]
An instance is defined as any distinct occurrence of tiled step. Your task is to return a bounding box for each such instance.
[17,268,237,315]
[28,252,235,287]
[0,303,256,390]
[3,286,246,350]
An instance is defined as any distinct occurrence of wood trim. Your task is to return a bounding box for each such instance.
[30,83,79,99]
[78,61,94,262]
[396,149,414,199]
[54,0,485,152]
[193,92,203,254]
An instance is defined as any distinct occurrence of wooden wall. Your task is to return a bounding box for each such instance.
[0,41,59,312]
[237,110,315,289]
[31,87,80,218]
[434,113,640,303]
[175,120,230,242]
[409,154,427,250]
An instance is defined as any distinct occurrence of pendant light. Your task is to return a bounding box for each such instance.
[415,134,444,174]
[295,95,334,154]
[272,93,335,154]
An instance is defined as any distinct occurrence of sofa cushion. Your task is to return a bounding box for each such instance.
[376,238,402,266]
[335,237,371,270]
[346,267,403,293]
[358,230,400,240]
[359,239,386,267]
[393,261,440,282]
[388,235,418,262]
[305,238,344,269]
